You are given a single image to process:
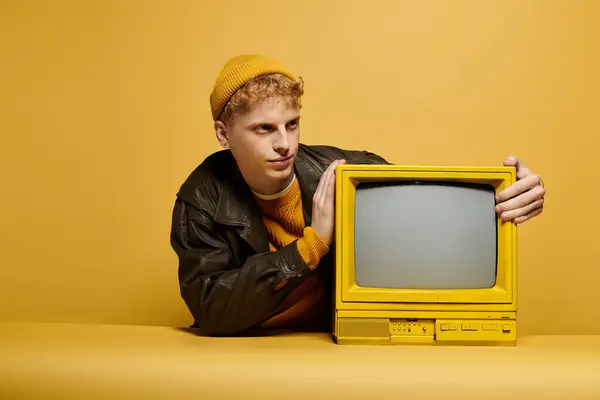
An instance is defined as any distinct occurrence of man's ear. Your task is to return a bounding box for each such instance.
[214,120,230,148]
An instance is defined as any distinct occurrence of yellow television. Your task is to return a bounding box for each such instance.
[333,164,518,346]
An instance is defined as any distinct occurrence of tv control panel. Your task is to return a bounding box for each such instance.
[389,318,516,344]
[334,316,517,345]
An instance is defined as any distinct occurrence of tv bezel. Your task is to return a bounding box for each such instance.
[335,164,517,313]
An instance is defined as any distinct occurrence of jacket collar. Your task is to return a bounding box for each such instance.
[213,146,324,254]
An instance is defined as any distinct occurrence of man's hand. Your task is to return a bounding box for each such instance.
[495,156,545,224]
[311,159,346,246]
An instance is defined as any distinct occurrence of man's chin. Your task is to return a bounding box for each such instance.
[264,161,294,180]
[267,165,293,178]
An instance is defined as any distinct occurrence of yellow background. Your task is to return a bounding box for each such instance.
[1,0,598,335]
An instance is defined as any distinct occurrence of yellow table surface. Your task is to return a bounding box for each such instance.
[2,322,600,399]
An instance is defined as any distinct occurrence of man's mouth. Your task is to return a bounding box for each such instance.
[269,155,292,163]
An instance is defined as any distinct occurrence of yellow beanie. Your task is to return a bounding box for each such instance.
[209,54,297,121]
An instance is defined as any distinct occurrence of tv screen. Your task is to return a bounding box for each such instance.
[354,181,498,290]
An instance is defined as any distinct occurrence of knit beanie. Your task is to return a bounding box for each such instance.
[209,54,297,121]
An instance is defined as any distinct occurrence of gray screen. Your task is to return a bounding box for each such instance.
[354,182,497,289]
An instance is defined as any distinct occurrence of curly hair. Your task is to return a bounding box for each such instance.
[219,73,304,123]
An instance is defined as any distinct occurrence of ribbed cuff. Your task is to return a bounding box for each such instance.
[296,227,330,270]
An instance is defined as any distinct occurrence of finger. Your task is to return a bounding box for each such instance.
[495,174,541,204]
[325,161,339,205]
[502,156,533,180]
[496,185,544,214]
[322,161,339,205]
[315,161,337,205]
[500,198,544,221]
[514,207,543,225]
[314,162,334,202]
[502,155,518,167]
[322,159,344,208]
[312,175,324,204]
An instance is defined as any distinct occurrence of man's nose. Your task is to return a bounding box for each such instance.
[273,126,289,153]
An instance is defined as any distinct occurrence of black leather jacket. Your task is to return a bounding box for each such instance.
[170,144,388,335]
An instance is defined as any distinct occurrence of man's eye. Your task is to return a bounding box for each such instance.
[256,125,271,133]
[287,120,298,129]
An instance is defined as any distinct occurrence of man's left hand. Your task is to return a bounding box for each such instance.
[495,156,545,225]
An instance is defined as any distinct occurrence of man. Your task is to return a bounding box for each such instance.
[170,55,546,336]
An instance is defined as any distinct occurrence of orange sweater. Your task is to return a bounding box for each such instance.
[252,177,329,329]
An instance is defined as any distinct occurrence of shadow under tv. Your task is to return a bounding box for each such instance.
[333,164,517,346]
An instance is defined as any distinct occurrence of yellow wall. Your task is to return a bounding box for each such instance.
[1,0,598,335]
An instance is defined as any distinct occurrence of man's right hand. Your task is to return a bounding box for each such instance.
[311,159,346,246]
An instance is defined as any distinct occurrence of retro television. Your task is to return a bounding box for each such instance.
[333,164,518,346]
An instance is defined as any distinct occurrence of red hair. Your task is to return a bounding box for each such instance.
[219,73,304,122]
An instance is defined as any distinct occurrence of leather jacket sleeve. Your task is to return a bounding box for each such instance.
[343,150,390,165]
[171,198,311,336]
[308,145,391,166]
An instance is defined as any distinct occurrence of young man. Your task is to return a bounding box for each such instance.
[170,55,546,336]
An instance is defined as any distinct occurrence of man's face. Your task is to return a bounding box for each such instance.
[218,98,300,195]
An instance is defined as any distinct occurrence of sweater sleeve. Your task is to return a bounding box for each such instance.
[296,227,330,269]
[271,227,329,292]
